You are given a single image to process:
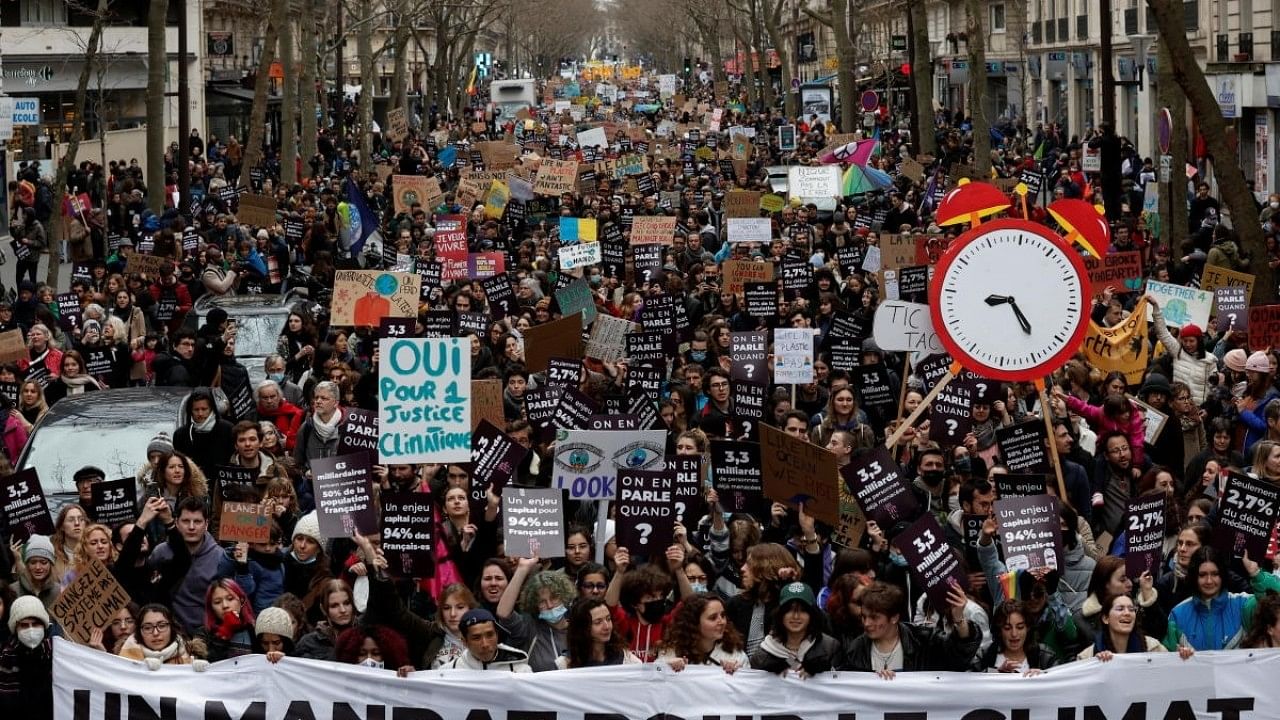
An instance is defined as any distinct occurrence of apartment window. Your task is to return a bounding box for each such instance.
[991,3,1006,31]
[21,0,67,25]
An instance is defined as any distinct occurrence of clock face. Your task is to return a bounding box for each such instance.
[929,220,1089,381]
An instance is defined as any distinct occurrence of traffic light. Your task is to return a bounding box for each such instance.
[683,57,692,75]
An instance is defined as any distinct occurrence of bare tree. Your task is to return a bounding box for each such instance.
[804,0,863,133]
[965,0,990,175]
[1156,40,1188,255]
[242,12,279,184]
[146,0,167,214]
[909,0,935,155]
[50,0,112,288]
[277,0,297,185]
[299,1,322,171]
[1147,0,1270,300]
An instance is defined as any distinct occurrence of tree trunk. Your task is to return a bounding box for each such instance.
[910,0,936,156]
[1157,40,1189,256]
[242,18,279,186]
[300,2,319,176]
[965,0,990,175]
[833,0,858,133]
[389,0,410,115]
[51,0,111,289]
[750,1,775,111]
[277,0,297,185]
[732,23,757,109]
[146,0,167,214]
[762,1,797,119]
[357,0,375,168]
[1147,0,1272,301]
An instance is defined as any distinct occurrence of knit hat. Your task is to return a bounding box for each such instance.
[1139,373,1172,398]
[8,595,49,633]
[147,433,174,457]
[1225,348,1249,373]
[254,607,295,639]
[778,581,816,608]
[292,511,323,545]
[23,534,55,564]
[1246,351,1275,374]
[1179,324,1204,340]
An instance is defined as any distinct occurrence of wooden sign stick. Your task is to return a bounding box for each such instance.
[1035,378,1071,509]
[884,363,959,449]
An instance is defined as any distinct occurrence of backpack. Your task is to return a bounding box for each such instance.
[34,183,54,222]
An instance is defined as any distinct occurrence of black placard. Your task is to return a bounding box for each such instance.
[470,419,529,493]
[524,386,564,436]
[481,273,518,319]
[841,446,919,527]
[214,465,257,504]
[57,293,82,331]
[929,378,974,444]
[83,348,114,378]
[893,514,969,611]
[379,317,416,340]
[1125,494,1167,578]
[419,309,455,338]
[312,453,378,537]
[836,245,864,275]
[625,364,663,401]
[554,386,599,430]
[587,414,644,430]
[456,311,488,337]
[995,494,1064,572]
[417,261,443,300]
[617,468,677,550]
[337,408,379,465]
[855,363,897,424]
[897,265,929,304]
[89,478,138,528]
[744,281,778,319]
[829,338,861,372]
[709,440,763,495]
[670,456,706,525]
[781,257,810,294]
[380,492,435,577]
[626,330,675,365]
[633,244,665,286]
[1214,471,1280,560]
[730,331,768,383]
[995,473,1048,498]
[996,421,1052,474]
[545,357,582,388]
[2,469,53,542]
[504,487,565,558]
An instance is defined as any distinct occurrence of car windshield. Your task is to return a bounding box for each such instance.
[232,313,286,356]
[24,416,177,494]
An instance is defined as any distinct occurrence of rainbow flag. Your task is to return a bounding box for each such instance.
[998,571,1020,601]
[560,217,598,243]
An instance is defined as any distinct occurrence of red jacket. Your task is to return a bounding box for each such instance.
[258,399,305,451]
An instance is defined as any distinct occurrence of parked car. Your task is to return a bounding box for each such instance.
[16,386,189,512]
[185,293,309,386]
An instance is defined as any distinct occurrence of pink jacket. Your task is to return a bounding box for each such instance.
[2,415,28,464]
[1064,394,1146,465]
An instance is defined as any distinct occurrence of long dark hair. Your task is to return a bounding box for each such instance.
[1243,593,1280,648]
[992,600,1038,653]
[769,598,821,642]
[659,593,743,664]
[564,598,628,668]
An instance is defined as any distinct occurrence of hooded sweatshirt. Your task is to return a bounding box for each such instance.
[439,643,533,672]
[148,530,225,634]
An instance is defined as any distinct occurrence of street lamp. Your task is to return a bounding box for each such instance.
[1130,34,1154,91]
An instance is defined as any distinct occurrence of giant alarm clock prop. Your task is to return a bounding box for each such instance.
[883,181,1104,507]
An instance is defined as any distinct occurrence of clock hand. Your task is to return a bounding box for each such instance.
[1008,298,1033,335]
[984,294,1011,306]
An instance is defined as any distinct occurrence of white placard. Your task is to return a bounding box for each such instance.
[577,126,608,149]
[559,242,602,269]
[727,217,773,244]
[773,328,815,384]
[788,165,842,200]
[1145,279,1213,330]
[377,338,471,463]
[872,300,944,353]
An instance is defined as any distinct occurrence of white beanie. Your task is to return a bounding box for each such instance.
[8,595,50,633]
[292,511,323,545]
[254,607,295,639]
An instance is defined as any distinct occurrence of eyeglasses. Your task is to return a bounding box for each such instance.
[110,619,135,629]
[141,622,171,634]
[709,381,729,389]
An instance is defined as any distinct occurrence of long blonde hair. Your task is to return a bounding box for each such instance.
[73,523,119,575]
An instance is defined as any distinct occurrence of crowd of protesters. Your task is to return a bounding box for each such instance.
[0,71,1279,718]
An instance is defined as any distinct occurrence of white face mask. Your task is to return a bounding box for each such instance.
[17,626,45,649]
[358,658,384,669]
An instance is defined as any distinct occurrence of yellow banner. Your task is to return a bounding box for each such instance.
[1081,297,1150,385]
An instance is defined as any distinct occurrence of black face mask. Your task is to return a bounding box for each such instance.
[920,469,946,486]
[640,599,670,623]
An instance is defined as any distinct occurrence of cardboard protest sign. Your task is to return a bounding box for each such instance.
[3,468,52,542]
[380,492,435,576]
[617,468,677,549]
[773,329,814,384]
[0,329,25,364]
[724,190,762,218]
[727,217,772,244]
[504,487,566,558]
[892,514,969,611]
[1130,396,1168,446]
[377,338,471,463]
[723,259,775,294]
[393,175,433,215]
[1082,297,1150,385]
[1215,287,1249,333]
[123,253,171,277]
[995,494,1064,571]
[88,479,137,529]
[630,215,677,245]
[476,140,519,170]
[331,270,422,327]
[1125,494,1167,578]
[236,193,277,227]
[471,379,505,431]
[709,440,764,513]
[840,446,919,527]
[552,429,666,499]
[872,300,944,354]
[555,279,598,326]
[787,166,841,200]
[760,423,839,525]
[312,453,378,537]
[1248,305,1280,349]
[1200,264,1255,299]
[878,233,917,270]
[996,421,1052,474]
[51,556,131,644]
[471,420,530,491]
[1146,280,1213,330]
[534,159,578,195]
[730,331,768,383]
[218,502,272,543]
[522,313,583,373]
[1083,251,1143,290]
[385,108,409,142]
[1214,471,1280,560]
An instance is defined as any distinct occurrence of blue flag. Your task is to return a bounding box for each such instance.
[344,177,381,255]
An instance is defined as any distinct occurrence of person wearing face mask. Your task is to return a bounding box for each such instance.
[262,355,305,406]
[496,555,576,671]
[604,545,696,662]
[334,624,415,676]
[0,595,53,716]
[911,446,952,522]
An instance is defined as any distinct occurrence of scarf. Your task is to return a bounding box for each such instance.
[141,638,184,663]
[759,634,815,670]
[62,374,99,394]
[312,408,342,441]
[192,413,217,433]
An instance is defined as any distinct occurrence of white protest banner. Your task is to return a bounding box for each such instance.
[577,126,608,149]
[727,217,773,243]
[52,638,1280,720]
[788,165,841,200]
[552,429,665,499]
[872,300,944,353]
[1146,279,1213,330]
[377,338,471,463]
[774,328,815,384]
[559,241,602,269]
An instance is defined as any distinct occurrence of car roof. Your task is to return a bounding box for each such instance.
[34,386,189,426]
[195,293,296,315]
